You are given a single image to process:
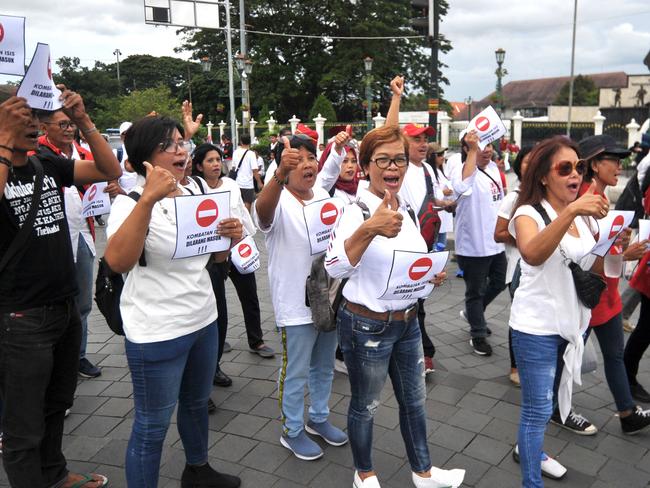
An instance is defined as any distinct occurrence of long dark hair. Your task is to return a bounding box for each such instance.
[514,136,580,212]
[192,143,224,178]
[512,145,533,181]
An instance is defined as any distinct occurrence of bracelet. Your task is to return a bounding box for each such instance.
[0,144,15,153]
[81,125,98,136]
[0,156,12,169]
[273,172,285,188]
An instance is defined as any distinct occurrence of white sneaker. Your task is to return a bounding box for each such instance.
[354,471,381,488]
[513,444,567,480]
[335,359,349,375]
[459,310,468,323]
[412,467,465,488]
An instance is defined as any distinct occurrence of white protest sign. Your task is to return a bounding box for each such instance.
[638,219,650,246]
[0,15,26,76]
[463,106,507,150]
[16,43,62,111]
[589,210,634,257]
[173,192,230,259]
[81,182,111,218]
[303,197,344,255]
[380,250,449,301]
[230,235,261,274]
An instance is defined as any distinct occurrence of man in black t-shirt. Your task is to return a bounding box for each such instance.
[0,87,121,488]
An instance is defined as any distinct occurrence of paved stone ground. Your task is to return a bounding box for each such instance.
[2,226,648,488]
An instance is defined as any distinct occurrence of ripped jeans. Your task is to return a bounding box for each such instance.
[338,304,431,473]
[512,330,567,488]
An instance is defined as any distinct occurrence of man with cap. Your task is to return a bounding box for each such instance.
[104,121,138,198]
[450,131,507,356]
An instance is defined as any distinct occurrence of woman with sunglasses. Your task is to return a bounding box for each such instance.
[253,135,348,461]
[105,117,242,488]
[508,136,608,488]
[573,136,650,434]
[325,125,465,488]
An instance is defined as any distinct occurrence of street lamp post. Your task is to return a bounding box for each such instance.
[465,95,473,121]
[235,53,253,128]
[364,56,373,133]
[495,48,507,116]
[113,49,122,93]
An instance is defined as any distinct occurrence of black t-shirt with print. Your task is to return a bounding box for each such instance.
[0,154,77,312]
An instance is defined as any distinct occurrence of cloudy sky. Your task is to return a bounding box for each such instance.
[2,0,650,107]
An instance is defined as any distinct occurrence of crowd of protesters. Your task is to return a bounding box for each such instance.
[1,72,650,488]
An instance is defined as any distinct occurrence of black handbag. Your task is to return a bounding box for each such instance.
[533,203,605,309]
[228,149,249,180]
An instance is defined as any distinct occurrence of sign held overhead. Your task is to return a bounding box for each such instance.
[0,15,26,76]
[16,43,62,111]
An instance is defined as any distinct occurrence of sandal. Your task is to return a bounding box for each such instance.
[64,473,109,488]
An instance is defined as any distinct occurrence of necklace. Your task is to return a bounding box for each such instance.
[157,199,176,226]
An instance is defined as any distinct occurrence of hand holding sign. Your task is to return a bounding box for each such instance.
[390,76,405,98]
[462,106,507,150]
[142,161,177,203]
[623,239,649,261]
[277,136,300,180]
[369,190,403,238]
[464,130,480,152]
[217,217,243,242]
[57,85,89,127]
[429,270,447,286]
[569,181,608,219]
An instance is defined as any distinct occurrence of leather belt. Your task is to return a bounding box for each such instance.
[344,300,418,323]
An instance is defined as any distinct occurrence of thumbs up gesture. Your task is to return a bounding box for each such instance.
[277,136,300,181]
[142,161,178,203]
[568,181,609,219]
[368,190,403,238]
[333,127,353,154]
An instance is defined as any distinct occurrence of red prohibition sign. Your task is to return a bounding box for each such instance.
[87,185,97,201]
[320,202,339,225]
[47,55,52,80]
[195,199,219,227]
[0,23,5,43]
[608,214,625,239]
[475,116,490,132]
[238,243,252,258]
[408,257,433,281]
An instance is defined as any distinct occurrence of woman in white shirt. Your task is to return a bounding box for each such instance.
[104,117,242,488]
[508,136,607,488]
[325,125,465,488]
[426,142,456,251]
[253,135,348,461]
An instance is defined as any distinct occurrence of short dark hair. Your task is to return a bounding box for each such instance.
[124,116,184,177]
[358,125,409,172]
[192,143,224,178]
[512,145,533,181]
[274,134,317,165]
[240,134,251,145]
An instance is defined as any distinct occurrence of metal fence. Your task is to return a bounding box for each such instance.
[521,121,594,145]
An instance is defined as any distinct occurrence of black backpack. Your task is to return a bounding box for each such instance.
[94,192,146,336]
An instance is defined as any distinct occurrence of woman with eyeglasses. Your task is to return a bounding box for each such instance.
[325,125,465,488]
[253,135,348,461]
[508,136,608,488]
[104,117,242,488]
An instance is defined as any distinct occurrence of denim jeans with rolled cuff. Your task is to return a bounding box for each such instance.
[338,303,431,474]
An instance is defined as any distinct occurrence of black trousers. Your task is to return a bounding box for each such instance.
[0,298,80,488]
[417,299,436,358]
[228,267,264,350]
[208,262,229,367]
[624,293,650,386]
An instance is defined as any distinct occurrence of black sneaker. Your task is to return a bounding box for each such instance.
[630,383,650,403]
[181,463,240,488]
[550,409,598,435]
[78,358,101,378]
[469,337,492,356]
[213,368,233,387]
[621,406,650,435]
[208,398,217,414]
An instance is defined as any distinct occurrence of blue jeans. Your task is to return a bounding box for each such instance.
[278,324,337,438]
[125,322,218,488]
[74,238,94,360]
[512,330,566,488]
[338,305,431,473]
[586,314,635,412]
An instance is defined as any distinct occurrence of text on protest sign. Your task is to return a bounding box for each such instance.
[81,182,111,218]
[589,210,635,257]
[230,235,261,274]
[302,197,344,255]
[173,191,231,259]
[464,106,507,150]
[0,15,26,76]
[380,250,449,301]
[16,43,62,111]
[638,219,650,247]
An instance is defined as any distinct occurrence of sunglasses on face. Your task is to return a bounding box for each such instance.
[554,159,586,176]
[371,156,408,169]
[45,120,76,130]
[597,156,622,166]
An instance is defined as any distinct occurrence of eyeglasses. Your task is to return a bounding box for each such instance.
[45,120,76,130]
[159,140,193,154]
[555,159,587,176]
[371,156,408,169]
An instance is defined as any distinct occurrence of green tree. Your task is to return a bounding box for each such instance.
[94,86,181,130]
[54,57,118,114]
[308,94,337,122]
[554,75,599,106]
[177,0,451,122]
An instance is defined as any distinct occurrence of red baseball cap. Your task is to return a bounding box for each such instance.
[402,123,435,137]
[295,123,319,143]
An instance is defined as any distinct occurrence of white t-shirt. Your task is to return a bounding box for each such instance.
[231,147,258,189]
[325,188,427,312]
[106,186,218,343]
[316,148,345,192]
[443,153,462,180]
[399,161,436,214]
[433,170,454,234]
[252,186,331,327]
[498,190,520,284]
[508,200,597,421]
[64,144,95,261]
[113,145,138,194]
[451,161,505,257]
